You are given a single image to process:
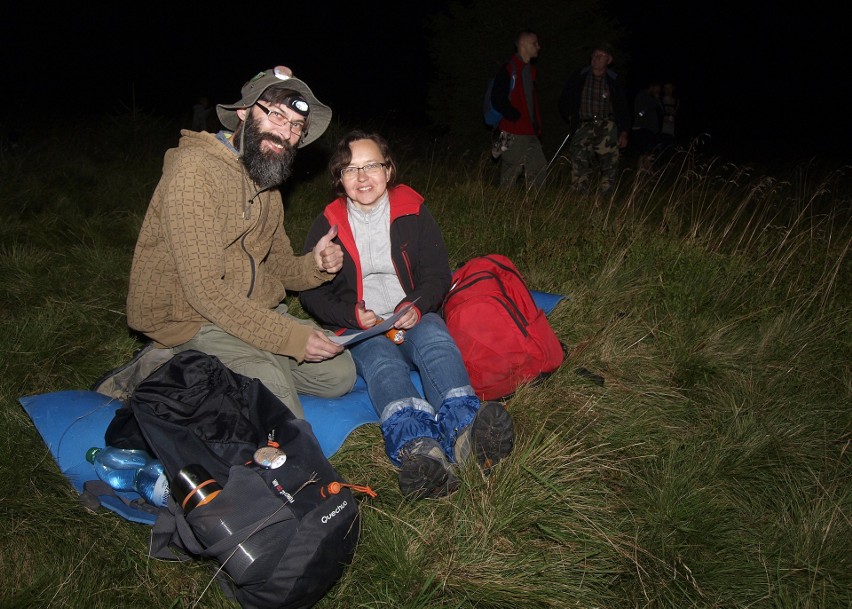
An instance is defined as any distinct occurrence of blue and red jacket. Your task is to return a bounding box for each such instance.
[493,54,542,136]
[299,184,451,335]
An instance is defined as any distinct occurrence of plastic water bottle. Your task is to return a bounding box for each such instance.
[86,446,170,508]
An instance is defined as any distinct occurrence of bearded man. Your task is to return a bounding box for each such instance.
[118,66,355,417]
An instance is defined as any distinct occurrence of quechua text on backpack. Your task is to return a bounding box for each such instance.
[104,350,369,609]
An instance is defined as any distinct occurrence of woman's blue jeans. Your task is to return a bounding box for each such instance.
[350,312,477,464]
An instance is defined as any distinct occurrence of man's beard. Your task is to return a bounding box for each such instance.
[237,113,297,188]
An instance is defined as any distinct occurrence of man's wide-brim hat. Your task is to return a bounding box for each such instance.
[216,66,332,148]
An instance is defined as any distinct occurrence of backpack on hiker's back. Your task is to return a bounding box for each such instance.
[483,62,517,127]
[443,255,564,400]
[105,350,366,609]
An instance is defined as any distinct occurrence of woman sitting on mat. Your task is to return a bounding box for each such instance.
[300,130,514,499]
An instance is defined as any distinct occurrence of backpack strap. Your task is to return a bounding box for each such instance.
[149,505,239,603]
[79,480,203,562]
[80,479,162,518]
[149,500,205,561]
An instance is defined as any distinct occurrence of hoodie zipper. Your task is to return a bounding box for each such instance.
[241,191,270,298]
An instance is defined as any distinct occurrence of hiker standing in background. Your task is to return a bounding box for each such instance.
[105,66,356,417]
[559,42,631,194]
[300,131,515,500]
[491,30,547,191]
[659,81,680,157]
[631,82,663,171]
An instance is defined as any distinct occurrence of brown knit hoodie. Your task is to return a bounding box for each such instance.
[126,130,333,361]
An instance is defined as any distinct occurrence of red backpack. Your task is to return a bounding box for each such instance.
[442,255,564,400]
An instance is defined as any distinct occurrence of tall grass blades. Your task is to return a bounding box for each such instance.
[1,118,849,608]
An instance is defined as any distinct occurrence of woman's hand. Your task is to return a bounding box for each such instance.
[356,301,379,328]
[393,305,419,330]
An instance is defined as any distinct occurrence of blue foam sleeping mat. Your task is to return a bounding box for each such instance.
[19,290,565,525]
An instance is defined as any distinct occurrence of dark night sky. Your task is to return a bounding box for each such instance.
[612,0,850,164]
[5,3,849,165]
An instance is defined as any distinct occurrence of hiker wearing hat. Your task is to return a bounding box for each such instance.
[558,43,631,194]
[122,66,356,417]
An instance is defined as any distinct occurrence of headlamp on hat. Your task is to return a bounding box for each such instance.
[284,95,310,117]
[216,65,332,147]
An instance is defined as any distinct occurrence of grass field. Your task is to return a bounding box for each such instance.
[1,114,849,608]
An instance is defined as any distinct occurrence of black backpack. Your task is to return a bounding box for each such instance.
[105,350,365,609]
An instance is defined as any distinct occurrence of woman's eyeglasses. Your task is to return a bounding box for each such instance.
[340,162,387,180]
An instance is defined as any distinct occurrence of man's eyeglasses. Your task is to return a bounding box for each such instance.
[340,162,387,180]
[255,102,306,136]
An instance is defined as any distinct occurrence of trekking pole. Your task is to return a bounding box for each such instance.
[528,131,572,194]
[544,131,572,174]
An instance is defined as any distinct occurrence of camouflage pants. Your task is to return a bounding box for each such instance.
[568,119,620,193]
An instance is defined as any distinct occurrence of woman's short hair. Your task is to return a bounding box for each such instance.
[328,130,397,197]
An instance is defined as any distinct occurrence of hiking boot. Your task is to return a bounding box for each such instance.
[398,437,460,500]
[453,401,514,475]
[91,342,174,403]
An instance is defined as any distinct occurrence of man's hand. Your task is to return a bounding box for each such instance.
[303,329,344,362]
[618,131,629,149]
[313,224,343,273]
